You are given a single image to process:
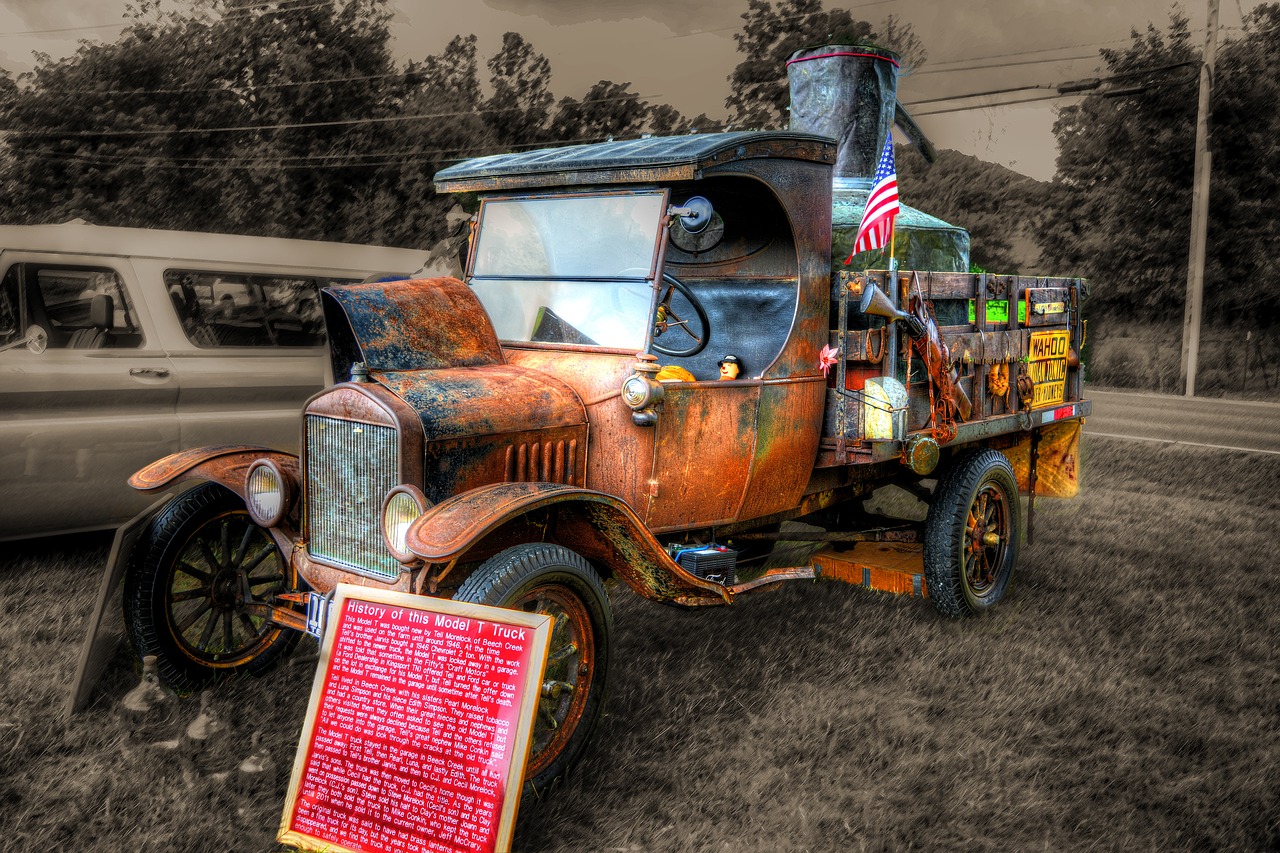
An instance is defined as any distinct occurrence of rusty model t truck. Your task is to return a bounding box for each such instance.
[107,47,1088,793]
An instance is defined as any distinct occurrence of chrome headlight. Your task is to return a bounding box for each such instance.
[382,484,430,564]
[245,459,291,527]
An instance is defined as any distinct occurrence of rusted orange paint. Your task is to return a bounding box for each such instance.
[1004,419,1082,498]
[325,277,504,372]
[812,543,929,598]
[128,444,277,491]
[402,481,728,605]
[645,382,760,530]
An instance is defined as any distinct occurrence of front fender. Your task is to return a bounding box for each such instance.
[129,444,299,504]
[405,482,730,606]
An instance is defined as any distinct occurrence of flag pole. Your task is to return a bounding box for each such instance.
[886,231,899,383]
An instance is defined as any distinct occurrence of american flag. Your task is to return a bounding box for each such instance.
[846,137,900,263]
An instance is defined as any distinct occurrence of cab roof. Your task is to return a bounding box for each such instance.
[433,130,837,193]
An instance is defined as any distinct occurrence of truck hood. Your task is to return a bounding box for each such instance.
[374,364,587,440]
[320,276,505,380]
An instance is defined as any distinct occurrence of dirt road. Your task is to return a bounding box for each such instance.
[1085,387,1280,455]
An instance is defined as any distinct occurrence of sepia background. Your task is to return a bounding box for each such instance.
[0,1,1276,851]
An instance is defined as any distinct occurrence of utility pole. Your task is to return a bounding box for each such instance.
[1180,0,1220,397]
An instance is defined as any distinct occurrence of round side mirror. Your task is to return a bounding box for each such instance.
[0,324,48,354]
[26,325,48,354]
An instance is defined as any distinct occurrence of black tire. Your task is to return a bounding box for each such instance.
[924,448,1021,618]
[124,482,301,693]
[454,543,612,797]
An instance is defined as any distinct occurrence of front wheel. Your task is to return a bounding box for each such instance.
[454,543,612,797]
[924,448,1021,618]
[124,482,301,693]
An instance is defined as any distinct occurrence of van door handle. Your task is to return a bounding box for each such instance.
[130,367,170,378]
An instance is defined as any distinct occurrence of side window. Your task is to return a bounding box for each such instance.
[0,266,20,347]
[27,266,143,350]
[164,270,337,347]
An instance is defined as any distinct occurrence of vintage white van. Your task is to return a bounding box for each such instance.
[0,222,426,540]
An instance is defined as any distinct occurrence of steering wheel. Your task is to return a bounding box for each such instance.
[651,273,710,357]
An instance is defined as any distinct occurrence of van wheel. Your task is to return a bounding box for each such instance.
[924,449,1021,618]
[124,482,301,693]
[455,543,612,797]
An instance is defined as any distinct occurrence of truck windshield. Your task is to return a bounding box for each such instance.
[469,192,666,349]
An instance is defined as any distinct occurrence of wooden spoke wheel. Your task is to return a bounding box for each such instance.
[924,448,1021,618]
[125,483,300,692]
[455,543,612,795]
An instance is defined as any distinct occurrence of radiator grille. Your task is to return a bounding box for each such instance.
[305,414,401,580]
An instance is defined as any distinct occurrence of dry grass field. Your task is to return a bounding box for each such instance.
[2,435,1277,852]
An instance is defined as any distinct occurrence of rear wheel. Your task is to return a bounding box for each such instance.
[454,543,611,796]
[124,482,301,693]
[924,449,1020,617]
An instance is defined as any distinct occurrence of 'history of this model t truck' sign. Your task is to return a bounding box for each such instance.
[1027,330,1070,408]
[278,586,552,853]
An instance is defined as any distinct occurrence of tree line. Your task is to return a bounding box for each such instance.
[0,0,1276,328]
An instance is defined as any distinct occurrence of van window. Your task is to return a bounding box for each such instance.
[0,264,143,349]
[165,270,355,348]
[0,268,18,346]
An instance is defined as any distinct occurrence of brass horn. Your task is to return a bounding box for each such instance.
[857,283,926,338]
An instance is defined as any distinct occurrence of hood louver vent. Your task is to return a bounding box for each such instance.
[504,439,577,485]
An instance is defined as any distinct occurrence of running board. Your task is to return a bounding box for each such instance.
[812,542,929,598]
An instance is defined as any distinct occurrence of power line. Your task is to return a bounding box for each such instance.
[910,91,1078,118]
[1,91,664,139]
[910,69,1196,118]
[15,130,636,171]
[33,70,416,97]
[911,53,1101,76]
[903,60,1196,110]
[0,22,123,38]
[924,30,1207,69]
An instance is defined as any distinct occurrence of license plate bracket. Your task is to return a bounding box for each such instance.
[306,591,333,640]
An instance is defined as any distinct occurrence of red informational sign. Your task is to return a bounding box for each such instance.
[279,586,551,853]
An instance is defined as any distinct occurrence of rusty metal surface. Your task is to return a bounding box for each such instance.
[434,131,837,194]
[375,364,586,441]
[289,538,416,593]
[420,426,587,504]
[504,348,653,509]
[244,601,309,634]
[725,566,817,595]
[302,385,398,427]
[645,381,760,529]
[130,440,302,502]
[405,481,581,560]
[737,376,827,521]
[558,501,727,606]
[402,481,728,605]
[1005,419,1082,498]
[323,277,504,372]
[128,444,275,491]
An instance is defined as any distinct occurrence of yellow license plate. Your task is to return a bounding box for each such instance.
[1027,330,1069,407]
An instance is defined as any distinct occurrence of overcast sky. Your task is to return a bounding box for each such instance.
[0,0,1242,181]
